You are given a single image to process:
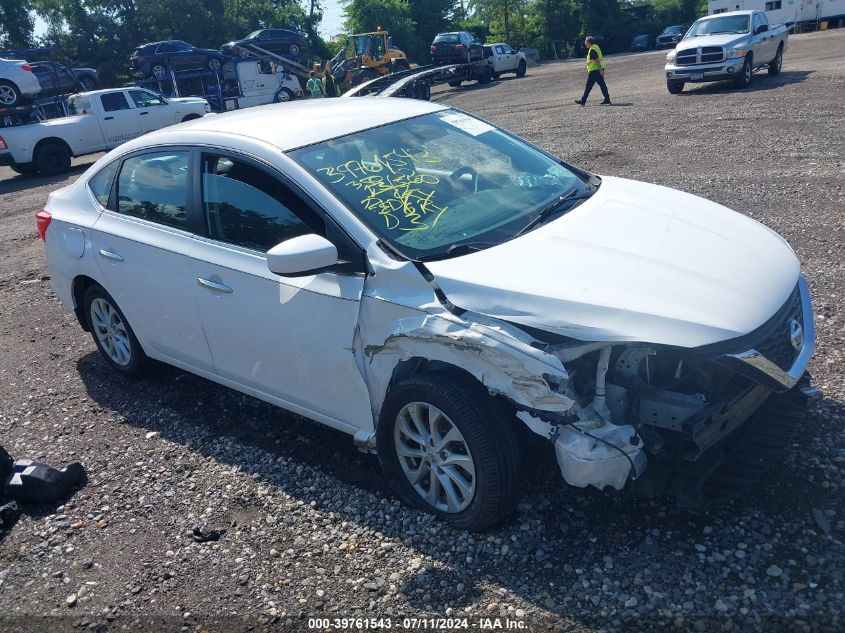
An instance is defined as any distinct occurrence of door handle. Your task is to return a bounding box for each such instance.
[98,248,124,262]
[197,277,233,293]
[139,111,149,116]
[104,116,114,120]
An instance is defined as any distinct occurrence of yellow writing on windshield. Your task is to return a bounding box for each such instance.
[318,148,448,231]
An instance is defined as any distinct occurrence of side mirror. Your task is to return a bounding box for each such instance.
[266,234,338,277]
[756,24,769,34]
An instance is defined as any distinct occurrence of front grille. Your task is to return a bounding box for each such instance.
[696,282,803,372]
[753,284,803,371]
[675,46,724,66]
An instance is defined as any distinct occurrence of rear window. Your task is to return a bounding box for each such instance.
[434,34,460,43]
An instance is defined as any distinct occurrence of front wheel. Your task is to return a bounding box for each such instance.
[78,75,96,91]
[734,55,753,88]
[516,59,527,77]
[448,80,462,87]
[667,79,684,94]
[768,45,783,75]
[150,63,168,80]
[289,43,301,56]
[274,87,294,102]
[207,57,221,72]
[377,374,522,531]
[0,80,23,107]
[85,285,149,378]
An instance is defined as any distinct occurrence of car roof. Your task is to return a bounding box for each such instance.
[699,10,754,18]
[138,99,450,152]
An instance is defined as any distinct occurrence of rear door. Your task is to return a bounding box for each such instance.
[91,148,214,371]
[96,92,141,149]
[189,151,372,430]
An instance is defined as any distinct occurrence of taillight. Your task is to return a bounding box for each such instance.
[454,44,465,50]
[21,63,32,72]
[430,45,437,52]
[0,135,7,150]
[36,210,52,241]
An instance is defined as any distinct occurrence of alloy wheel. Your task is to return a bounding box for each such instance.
[394,402,476,513]
[152,65,168,80]
[0,85,17,105]
[90,297,132,366]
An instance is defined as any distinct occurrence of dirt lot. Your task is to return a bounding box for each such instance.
[1,31,843,632]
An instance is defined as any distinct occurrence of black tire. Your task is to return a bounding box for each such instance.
[477,65,493,85]
[667,79,684,94]
[0,80,23,107]
[448,80,462,87]
[9,162,37,176]
[78,75,97,91]
[516,59,527,77]
[391,58,410,74]
[734,54,753,88]
[150,63,168,80]
[491,71,501,80]
[768,45,783,75]
[352,68,377,86]
[207,57,221,72]
[238,49,251,59]
[289,43,301,56]
[181,113,202,122]
[274,88,294,102]
[376,374,522,531]
[84,284,149,379]
[34,142,71,176]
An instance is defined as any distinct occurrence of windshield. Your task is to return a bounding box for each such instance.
[663,27,685,34]
[290,110,591,261]
[686,16,750,37]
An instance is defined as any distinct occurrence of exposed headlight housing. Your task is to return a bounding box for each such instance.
[666,50,676,63]
[725,49,748,58]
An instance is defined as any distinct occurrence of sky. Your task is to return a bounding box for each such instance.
[33,1,347,40]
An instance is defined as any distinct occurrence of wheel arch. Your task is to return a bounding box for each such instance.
[34,136,75,160]
[71,274,99,331]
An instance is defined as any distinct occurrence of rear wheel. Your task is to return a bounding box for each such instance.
[734,54,753,88]
[150,63,168,80]
[667,79,684,94]
[78,75,97,91]
[274,87,294,102]
[516,59,527,77]
[34,142,71,176]
[289,43,301,56]
[9,162,37,176]
[207,57,221,72]
[448,80,462,87]
[477,65,493,84]
[181,113,202,122]
[768,45,783,75]
[84,285,149,378]
[377,374,522,531]
[0,80,23,107]
[491,71,501,80]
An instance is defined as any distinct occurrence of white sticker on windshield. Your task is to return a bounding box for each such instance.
[438,112,495,137]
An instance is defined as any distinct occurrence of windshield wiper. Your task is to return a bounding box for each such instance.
[417,242,497,262]
[513,187,594,239]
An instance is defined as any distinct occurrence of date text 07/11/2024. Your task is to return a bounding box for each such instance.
[307,617,527,630]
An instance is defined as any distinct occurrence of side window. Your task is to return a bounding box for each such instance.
[88,160,119,207]
[495,45,506,54]
[156,43,175,54]
[201,154,318,252]
[117,151,190,230]
[100,92,131,112]
[128,90,165,107]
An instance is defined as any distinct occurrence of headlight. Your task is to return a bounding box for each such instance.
[725,49,747,58]
[666,50,676,63]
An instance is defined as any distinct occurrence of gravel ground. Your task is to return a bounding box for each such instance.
[0,31,843,633]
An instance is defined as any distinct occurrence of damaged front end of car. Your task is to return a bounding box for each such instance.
[360,266,817,509]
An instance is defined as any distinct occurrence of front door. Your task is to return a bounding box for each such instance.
[189,152,373,431]
[97,91,141,149]
[127,89,175,133]
[91,149,215,371]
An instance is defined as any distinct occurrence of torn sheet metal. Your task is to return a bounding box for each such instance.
[355,294,575,426]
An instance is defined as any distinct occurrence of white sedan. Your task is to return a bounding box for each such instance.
[39,99,815,530]
[0,57,43,107]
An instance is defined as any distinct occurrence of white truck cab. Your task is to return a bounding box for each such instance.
[221,59,303,110]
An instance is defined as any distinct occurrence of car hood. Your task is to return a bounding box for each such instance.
[677,33,749,50]
[424,176,800,348]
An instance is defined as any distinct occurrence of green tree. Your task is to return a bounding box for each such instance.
[0,0,35,48]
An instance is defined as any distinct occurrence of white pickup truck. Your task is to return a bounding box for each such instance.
[0,87,208,176]
[483,43,527,79]
[664,10,788,93]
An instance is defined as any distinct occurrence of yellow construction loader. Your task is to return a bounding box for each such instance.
[327,29,410,87]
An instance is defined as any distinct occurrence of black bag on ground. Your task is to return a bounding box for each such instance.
[4,459,86,503]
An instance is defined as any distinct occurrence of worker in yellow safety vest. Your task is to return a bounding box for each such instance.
[575,36,611,106]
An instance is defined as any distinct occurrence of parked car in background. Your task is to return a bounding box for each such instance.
[221,29,307,58]
[30,61,98,96]
[130,40,225,80]
[665,10,788,93]
[430,32,483,64]
[221,59,303,108]
[37,99,814,530]
[0,87,208,175]
[0,57,42,107]
[483,43,527,79]
[630,34,653,51]
[656,25,688,48]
